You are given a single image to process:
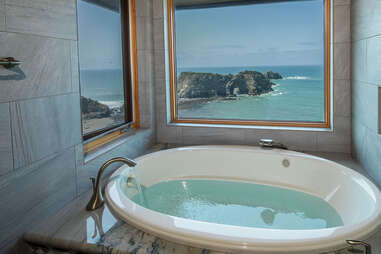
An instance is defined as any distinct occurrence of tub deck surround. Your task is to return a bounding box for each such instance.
[23,189,353,254]
[23,148,381,254]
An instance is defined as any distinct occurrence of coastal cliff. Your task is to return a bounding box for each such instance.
[177,70,282,99]
[81,96,112,119]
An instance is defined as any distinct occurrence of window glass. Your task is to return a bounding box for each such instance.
[77,0,126,137]
[173,0,326,123]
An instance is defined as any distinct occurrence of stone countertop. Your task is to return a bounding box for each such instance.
[23,151,380,254]
[23,190,229,254]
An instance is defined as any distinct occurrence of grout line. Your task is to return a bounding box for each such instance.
[352,79,381,87]
[1,144,79,185]
[351,33,381,43]
[0,30,77,42]
[0,91,79,105]
[352,116,378,134]
[8,102,15,172]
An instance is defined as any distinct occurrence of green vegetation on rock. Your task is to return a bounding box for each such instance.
[177,70,282,99]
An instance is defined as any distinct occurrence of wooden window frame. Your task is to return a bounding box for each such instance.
[80,0,140,153]
[167,0,331,129]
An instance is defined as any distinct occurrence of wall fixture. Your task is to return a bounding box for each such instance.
[0,57,22,69]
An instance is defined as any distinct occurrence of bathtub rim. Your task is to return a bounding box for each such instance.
[105,145,381,253]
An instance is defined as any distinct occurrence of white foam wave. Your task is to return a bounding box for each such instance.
[285,76,310,80]
[99,100,124,109]
[271,91,284,96]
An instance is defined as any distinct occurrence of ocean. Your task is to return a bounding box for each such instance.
[80,69,125,109]
[177,65,325,122]
[80,65,325,122]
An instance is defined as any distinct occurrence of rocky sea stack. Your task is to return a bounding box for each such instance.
[81,96,112,119]
[177,70,282,99]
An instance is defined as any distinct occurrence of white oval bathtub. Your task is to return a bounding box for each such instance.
[105,146,381,253]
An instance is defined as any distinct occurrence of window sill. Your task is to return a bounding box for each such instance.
[167,122,333,132]
[83,127,150,164]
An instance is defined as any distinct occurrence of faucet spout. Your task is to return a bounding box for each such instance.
[259,139,287,150]
[86,157,137,211]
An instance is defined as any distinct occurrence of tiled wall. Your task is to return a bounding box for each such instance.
[352,0,381,186]
[0,0,155,251]
[153,0,352,153]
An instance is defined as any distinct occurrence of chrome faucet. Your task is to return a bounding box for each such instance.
[86,157,137,211]
[347,240,371,254]
[259,139,288,150]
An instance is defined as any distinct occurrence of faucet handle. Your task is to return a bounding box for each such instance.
[259,139,288,150]
[259,139,274,147]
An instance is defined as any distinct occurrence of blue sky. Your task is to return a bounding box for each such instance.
[175,0,324,68]
[77,0,123,70]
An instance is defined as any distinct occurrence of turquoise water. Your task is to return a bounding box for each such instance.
[129,179,343,230]
[177,65,325,122]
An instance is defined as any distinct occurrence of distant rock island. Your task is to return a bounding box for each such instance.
[177,70,283,102]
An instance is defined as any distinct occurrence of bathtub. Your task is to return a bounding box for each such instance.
[105,146,381,253]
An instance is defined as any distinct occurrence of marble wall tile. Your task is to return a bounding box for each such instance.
[366,35,381,85]
[334,0,351,5]
[139,82,154,128]
[182,127,246,145]
[154,50,166,81]
[154,85,168,122]
[5,0,77,40]
[135,0,153,18]
[352,81,378,132]
[157,125,183,144]
[0,147,76,249]
[0,32,72,103]
[352,0,381,187]
[352,39,367,82]
[10,94,82,169]
[316,116,351,153]
[334,4,350,43]
[333,42,351,80]
[70,40,80,94]
[153,18,165,51]
[0,103,12,176]
[77,129,154,195]
[362,130,381,185]
[138,50,153,83]
[352,119,367,165]
[153,0,164,18]
[0,0,5,31]
[333,79,351,117]
[136,16,153,51]
[352,0,381,40]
